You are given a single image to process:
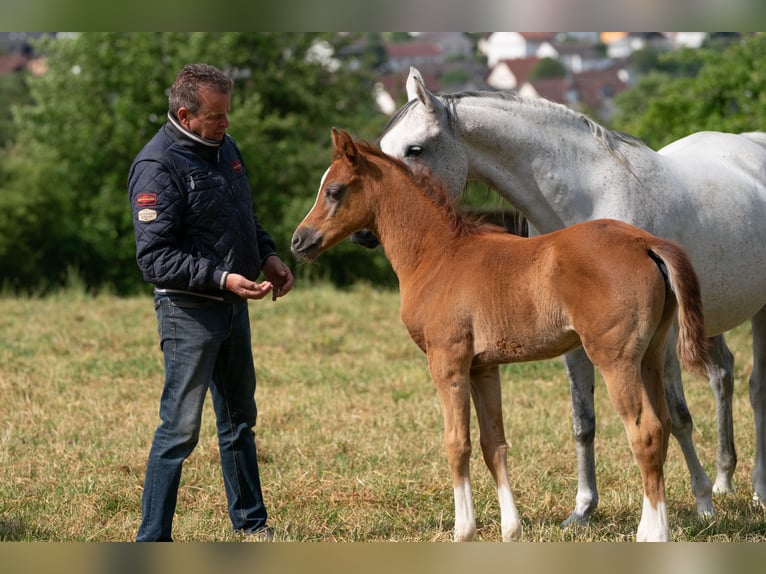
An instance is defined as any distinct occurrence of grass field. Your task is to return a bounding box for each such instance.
[1,283,765,542]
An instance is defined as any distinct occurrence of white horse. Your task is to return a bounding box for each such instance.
[379,66,766,525]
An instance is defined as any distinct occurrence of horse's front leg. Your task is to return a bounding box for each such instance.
[470,365,521,541]
[561,348,599,526]
[428,347,476,541]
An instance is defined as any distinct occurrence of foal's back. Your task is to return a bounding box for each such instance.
[400,219,670,367]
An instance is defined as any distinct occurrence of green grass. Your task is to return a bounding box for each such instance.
[0,283,764,541]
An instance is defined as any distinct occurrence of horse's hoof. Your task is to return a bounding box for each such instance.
[560,512,590,528]
[695,498,715,517]
[712,477,735,495]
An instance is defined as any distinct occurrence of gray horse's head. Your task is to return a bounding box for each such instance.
[379,67,468,200]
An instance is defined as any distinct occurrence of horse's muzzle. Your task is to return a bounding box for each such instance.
[291,227,323,261]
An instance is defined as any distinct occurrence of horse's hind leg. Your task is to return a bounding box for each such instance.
[707,334,737,494]
[560,348,599,526]
[662,328,714,515]
[600,358,671,542]
[470,365,521,541]
[750,306,766,506]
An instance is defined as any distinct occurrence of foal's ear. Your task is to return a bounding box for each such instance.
[332,127,359,165]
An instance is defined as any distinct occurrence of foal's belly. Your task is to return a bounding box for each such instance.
[472,330,581,366]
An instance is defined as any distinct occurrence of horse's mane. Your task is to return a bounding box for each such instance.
[441,90,646,153]
[352,140,505,238]
[380,89,647,160]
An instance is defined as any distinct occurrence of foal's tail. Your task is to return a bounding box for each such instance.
[648,241,713,379]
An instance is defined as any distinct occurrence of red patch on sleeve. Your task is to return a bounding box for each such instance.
[231,159,243,173]
[136,193,157,206]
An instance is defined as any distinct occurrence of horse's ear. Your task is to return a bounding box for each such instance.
[406,66,442,114]
[332,127,359,165]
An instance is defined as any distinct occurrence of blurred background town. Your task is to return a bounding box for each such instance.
[0,32,757,293]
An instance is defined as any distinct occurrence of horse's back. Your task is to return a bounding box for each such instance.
[658,130,766,183]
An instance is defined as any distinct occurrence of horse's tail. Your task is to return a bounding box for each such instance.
[648,241,713,379]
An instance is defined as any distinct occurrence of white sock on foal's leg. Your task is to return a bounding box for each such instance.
[453,480,477,541]
[636,496,670,542]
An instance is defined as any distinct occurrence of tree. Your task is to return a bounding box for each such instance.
[611,34,766,150]
[528,57,565,80]
[1,32,392,293]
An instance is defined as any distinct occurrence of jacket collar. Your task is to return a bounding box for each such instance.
[167,112,224,149]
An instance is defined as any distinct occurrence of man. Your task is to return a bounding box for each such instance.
[128,63,293,542]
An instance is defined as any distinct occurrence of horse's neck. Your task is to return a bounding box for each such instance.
[455,96,651,232]
[371,174,456,278]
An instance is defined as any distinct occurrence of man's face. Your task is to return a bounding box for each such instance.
[179,87,231,142]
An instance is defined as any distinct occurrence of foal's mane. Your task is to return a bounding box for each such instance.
[352,140,503,238]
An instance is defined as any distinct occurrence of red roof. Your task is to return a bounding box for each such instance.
[519,32,557,42]
[570,65,628,110]
[497,57,541,86]
[527,77,569,104]
[384,42,441,58]
[0,53,27,76]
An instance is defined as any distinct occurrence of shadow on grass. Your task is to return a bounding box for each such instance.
[0,515,50,541]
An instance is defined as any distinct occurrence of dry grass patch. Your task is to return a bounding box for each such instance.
[0,284,764,541]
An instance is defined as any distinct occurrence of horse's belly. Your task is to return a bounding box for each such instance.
[472,330,580,365]
[697,268,766,335]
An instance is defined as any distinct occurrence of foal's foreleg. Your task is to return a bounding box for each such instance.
[429,349,476,541]
[470,365,521,541]
[561,348,599,526]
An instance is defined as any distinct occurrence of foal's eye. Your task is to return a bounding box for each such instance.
[405,145,424,158]
[325,183,346,201]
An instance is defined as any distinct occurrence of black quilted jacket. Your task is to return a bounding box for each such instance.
[128,113,276,301]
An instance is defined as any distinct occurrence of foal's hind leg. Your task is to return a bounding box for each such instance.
[707,334,737,494]
[662,329,714,515]
[560,348,599,526]
[470,365,521,541]
[750,306,766,506]
[600,359,671,542]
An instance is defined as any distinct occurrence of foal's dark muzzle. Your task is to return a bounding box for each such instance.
[291,227,323,260]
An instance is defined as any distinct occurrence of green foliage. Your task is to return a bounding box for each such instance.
[0,32,393,294]
[0,72,30,148]
[612,34,766,150]
[528,57,566,80]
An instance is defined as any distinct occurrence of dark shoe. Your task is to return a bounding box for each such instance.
[241,526,275,542]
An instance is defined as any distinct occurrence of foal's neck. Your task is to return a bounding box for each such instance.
[371,169,460,278]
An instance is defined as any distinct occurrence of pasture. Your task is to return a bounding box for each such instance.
[1,284,765,541]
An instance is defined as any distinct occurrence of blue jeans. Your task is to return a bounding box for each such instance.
[136,293,268,541]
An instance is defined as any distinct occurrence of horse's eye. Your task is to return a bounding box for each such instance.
[405,145,424,158]
[325,183,346,201]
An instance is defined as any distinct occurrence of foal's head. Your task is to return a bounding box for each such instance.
[291,128,391,261]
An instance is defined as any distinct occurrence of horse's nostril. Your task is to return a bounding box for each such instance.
[291,228,321,259]
[290,232,304,253]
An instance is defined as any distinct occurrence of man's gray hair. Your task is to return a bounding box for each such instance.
[169,64,234,115]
